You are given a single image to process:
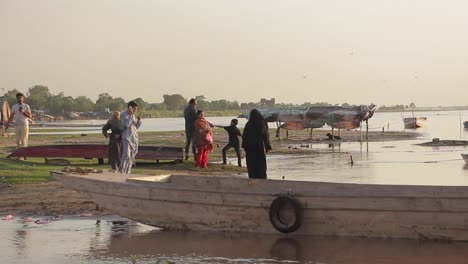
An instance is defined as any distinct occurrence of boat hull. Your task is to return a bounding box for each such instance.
[403,117,427,129]
[51,171,468,240]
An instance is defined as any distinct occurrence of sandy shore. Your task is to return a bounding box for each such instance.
[0,182,106,216]
[0,129,420,217]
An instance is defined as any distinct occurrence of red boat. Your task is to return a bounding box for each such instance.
[8,144,183,164]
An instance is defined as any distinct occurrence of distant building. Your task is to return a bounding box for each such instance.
[260,98,275,108]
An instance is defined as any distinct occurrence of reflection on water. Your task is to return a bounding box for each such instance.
[267,139,468,186]
[2,217,468,264]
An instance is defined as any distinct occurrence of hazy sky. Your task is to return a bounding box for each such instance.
[2,0,468,106]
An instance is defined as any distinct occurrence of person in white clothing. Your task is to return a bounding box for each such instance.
[119,100,142,174]
[6,93,32,149]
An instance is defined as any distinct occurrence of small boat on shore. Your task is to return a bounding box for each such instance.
[403,117,427,129]
[9,144,183,163]
[51,170,468,241]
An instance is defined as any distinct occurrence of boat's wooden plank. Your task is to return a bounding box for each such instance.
[129,174,468,198]
[52,171,468,198]
[127,175,172,183]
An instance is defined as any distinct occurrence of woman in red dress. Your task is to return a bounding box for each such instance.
[194,110,214,168]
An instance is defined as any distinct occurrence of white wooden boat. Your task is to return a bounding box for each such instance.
[403,117,427,129]
[462,154,468,163]
[51,170,468,241]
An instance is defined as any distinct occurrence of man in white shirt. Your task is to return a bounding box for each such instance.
[119,100,142,174]
[6,93,32,148]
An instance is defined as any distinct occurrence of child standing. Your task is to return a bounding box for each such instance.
[220,119,242,167]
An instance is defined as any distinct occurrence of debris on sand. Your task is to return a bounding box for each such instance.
[61,167,103,175]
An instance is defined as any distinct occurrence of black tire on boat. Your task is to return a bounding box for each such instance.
[269,194,303,233]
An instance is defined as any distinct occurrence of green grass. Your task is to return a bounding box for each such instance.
[0,156,56,184]
[0,154,246,185]
[0,128,253,185]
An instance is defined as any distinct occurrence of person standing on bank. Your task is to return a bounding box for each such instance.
[102,111,123,173]
[184,98,198,160]
[242,109,272,179]
[194,110,214,168]
[219,119,242,167]
[6,93,32,150]
[120,101,142,174]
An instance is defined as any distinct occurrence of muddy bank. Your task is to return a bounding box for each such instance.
[0,182,105,216]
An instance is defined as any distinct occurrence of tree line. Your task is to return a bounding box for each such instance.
[1,85,439,117]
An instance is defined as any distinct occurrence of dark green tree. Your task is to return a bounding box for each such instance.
[27,85,51,110]
[48,92,66,115]
[133,97,148,111]
[74,96,94,112]
[163,94,186,110]
[2,89,21,107]
[195,95,206,102]
[109,97,126,112]
[62,96,76,113]
[95,93,113,112]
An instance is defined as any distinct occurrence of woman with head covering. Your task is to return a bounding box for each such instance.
[242,109,272,179]
[102,111,123,172]
[194,110,214,168]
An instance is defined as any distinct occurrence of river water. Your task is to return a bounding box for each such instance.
[31,110,468,185]
[3,110,468,263]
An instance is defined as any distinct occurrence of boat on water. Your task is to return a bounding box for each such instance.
[403,117,427,129]
[462,154,468,164]
[239,104,377,130]
[51,170,468,241]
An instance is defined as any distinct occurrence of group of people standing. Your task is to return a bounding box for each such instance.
[184,98,272,179]
[4,94,271,179]
[102,100,142,174]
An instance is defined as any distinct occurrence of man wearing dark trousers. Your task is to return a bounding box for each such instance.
[220,119,242,167]
[183,98,198,160]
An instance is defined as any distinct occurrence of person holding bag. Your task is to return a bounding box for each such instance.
[194,110,214,168]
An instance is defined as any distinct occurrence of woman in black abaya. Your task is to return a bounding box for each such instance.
[242,109,272,179]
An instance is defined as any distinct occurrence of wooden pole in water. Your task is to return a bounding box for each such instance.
[360,121,363,142]
[460,112,462,140]
[366,120,369,152]
[366,120,369,142]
